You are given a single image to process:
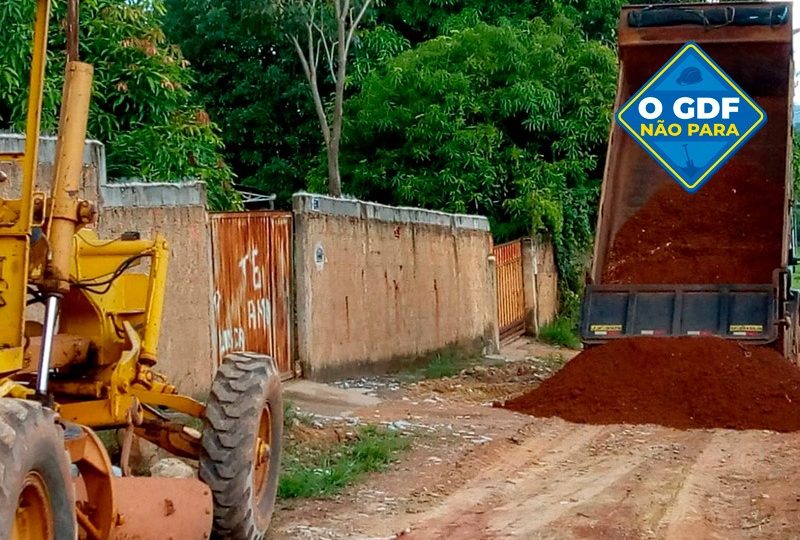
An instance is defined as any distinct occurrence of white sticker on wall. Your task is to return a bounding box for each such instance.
[315,243,325,270]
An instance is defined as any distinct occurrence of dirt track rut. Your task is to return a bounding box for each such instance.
[404,420,800,539]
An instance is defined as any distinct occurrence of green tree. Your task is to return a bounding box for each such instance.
[277,0,378,197]
[164,1,623,204]
[337,16,617,291]
[164,0,321,205]
[379,0,622,44]
[0,0,238,209]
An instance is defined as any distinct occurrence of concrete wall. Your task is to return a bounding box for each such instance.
[294,193,499,380]
[0,133,103,200]
[522,237,559,335]
[0,134,216,395]
[96,203,216,395]
[534,238,559,328]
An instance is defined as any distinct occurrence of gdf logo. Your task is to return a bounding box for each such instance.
[615,42,766,193]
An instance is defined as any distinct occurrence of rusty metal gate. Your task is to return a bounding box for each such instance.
[209,211,293,376]
[494,239,526,340]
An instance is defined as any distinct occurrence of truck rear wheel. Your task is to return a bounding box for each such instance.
[200,353,283,539]
[0,398,76,540]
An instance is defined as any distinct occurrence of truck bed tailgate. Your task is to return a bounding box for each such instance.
[581,284,777,344]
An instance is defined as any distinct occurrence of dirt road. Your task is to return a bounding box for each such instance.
[403,421,800,539]
[272,341,800,539]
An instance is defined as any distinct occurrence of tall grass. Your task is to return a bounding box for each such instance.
[538,316,581,349]
[278,425,410,499]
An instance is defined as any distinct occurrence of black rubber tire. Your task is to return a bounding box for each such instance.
[0,398,76,540]
[200,353,283,540]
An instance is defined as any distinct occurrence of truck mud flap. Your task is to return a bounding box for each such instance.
[581,284,777,344]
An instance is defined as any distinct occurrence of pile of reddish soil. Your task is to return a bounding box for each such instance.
[502,337,800,432]
[602,159,784,284]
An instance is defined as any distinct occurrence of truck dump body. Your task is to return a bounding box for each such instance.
[601,149,784,285]
[582,2,794,346]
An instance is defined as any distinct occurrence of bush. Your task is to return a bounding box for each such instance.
[538,316,581,349]
[336,15,617,293]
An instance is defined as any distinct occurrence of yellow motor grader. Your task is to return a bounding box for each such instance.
[0,1,283,538]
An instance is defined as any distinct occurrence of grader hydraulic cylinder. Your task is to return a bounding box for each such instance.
[36,60,95,396]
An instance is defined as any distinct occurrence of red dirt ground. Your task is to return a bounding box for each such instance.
[601,158,784,285]
[272,339,800,540]
[501,337,800,432]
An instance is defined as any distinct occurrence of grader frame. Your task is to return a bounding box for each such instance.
[0,1,283,538]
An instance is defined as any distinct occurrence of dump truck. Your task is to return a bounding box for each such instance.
[0,1,282,538]
[581,2,800,359]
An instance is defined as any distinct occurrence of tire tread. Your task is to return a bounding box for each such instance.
[0,399,76,540]
[200,353,282,540]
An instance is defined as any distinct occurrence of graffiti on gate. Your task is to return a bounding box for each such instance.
[210,212,293,374]
[214,248,274,356]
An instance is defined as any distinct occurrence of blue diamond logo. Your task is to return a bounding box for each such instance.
[615,42,766,193]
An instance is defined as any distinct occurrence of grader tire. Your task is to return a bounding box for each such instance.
[0,399,76,540]
[200,353,283,540]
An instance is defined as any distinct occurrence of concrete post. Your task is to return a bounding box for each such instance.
[292,195,311,379]
[534,236,559,327]
[485,254,501,354]
[521,238,539,336]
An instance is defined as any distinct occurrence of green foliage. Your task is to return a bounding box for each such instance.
[538,316,581,349]
[164,1,622,210]
[350,25,411,86]
[422,351,475,379]
[338,16,617,289]
[379,0,623,44]
[108,111,237,210]
[278,425,409,499]
[793,133,800,195]
[0,0,238,209]
[164,0,321,205]
[423,354,461,380]
[283,399,315,427]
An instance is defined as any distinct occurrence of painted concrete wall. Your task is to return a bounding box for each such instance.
[532,237,559,329]
[0,134,216,395]
[522,237,559,335]
[294,193,499,380]
[96,204,216,395]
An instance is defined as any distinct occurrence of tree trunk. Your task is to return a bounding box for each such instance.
[326,2,349,198]
[327,140,342,197]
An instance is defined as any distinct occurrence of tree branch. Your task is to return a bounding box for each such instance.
[331,0,348,144]
[289,35,312,81]
[285,0,375,197]
[313,20,337,83]
[345,0,371,55]
[289,30,330,148]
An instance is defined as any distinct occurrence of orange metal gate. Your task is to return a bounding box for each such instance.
[494,239,526,340]
[209,211,293,376]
